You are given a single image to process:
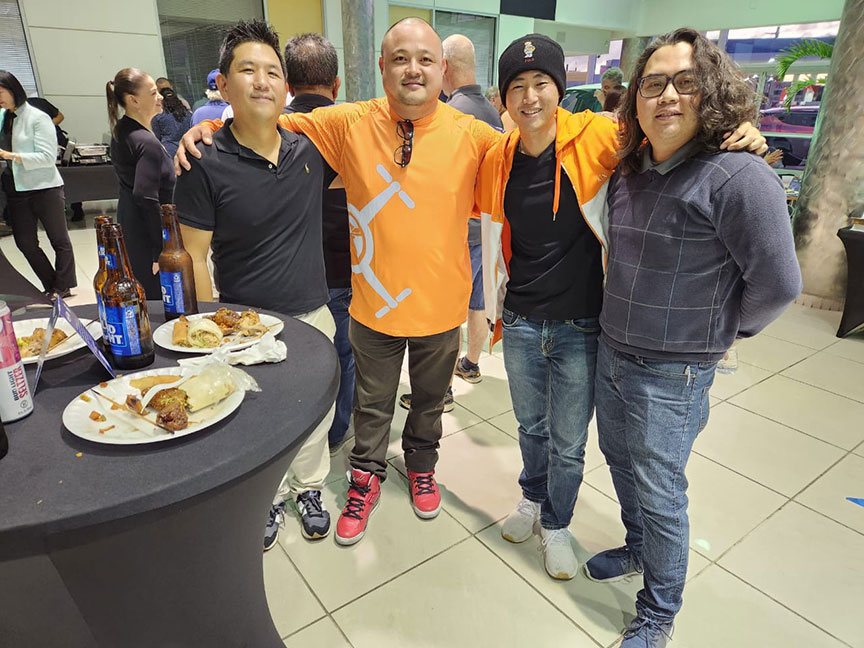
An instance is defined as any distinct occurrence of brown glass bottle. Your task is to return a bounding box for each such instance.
[92,215,113,349]
[158,204,198,320]
[100,223,155,369]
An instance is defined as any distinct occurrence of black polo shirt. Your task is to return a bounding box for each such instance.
[174,122,330,316]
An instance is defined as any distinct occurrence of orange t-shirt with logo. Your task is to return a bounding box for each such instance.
[279,98,500,337]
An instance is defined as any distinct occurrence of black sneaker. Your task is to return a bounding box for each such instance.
[399,387,454,413]
[454,356,482,383]
[296,490,330,540]
[263,501,286,551]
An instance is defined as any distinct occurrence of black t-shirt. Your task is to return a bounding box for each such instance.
[284,94,350,289]
[503,142,604,321]
[174,122,330,317]
[26,97,67,147]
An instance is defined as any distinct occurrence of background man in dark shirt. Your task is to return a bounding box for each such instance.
[282,32,354,455]
[174,20,335,550]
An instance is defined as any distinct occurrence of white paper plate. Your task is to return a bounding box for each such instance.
[152,312,283,354]
[14,317,103,365]
[62,367,245,445]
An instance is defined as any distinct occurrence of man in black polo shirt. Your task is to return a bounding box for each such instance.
[282,33,354,456]
[174,20,335,550]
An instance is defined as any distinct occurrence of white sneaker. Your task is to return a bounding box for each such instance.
[501,497,541,543]
[540,527,578,580]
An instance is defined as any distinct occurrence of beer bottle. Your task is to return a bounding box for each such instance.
[158,204,198,320]
[100,223,155,369]
[92,215,113,348]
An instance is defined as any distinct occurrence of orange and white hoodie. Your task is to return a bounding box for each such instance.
[474,107,620,346]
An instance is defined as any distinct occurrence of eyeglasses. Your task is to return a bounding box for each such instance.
[637,69,698,99]
[394,119,413,168]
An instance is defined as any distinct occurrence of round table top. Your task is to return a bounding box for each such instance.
[0,302,338,557]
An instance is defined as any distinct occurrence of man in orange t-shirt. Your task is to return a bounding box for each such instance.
[177,17,500,545]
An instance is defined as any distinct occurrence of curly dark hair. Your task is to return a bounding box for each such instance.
[617,27,757,174]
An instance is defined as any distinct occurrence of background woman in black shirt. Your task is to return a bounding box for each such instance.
[106,68,174,299]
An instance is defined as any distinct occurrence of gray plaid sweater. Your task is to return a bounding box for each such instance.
[601,142,802,362]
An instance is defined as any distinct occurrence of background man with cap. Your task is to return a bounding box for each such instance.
[475,34,767,582]
[191,70,229,126]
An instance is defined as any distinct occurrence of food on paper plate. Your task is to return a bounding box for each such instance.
[130,374,182,392]
[17,328,69,358]
[237,310,268,337]
[172,315,191,347]
[207,307,242,334]
[187,318,223,348]
[89,411,106,422]
[182,365,237,412]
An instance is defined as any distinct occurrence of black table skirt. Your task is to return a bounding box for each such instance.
[0,301,339,648]
[838,226,864,337]
[58,165,118,205]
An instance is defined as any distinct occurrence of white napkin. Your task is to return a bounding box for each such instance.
[176,332,287,367]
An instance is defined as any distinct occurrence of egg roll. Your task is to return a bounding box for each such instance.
[187,318,223,348]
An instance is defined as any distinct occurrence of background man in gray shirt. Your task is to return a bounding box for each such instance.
[584,28,801,648]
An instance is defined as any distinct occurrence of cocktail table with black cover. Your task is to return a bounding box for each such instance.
[0,302,338,648]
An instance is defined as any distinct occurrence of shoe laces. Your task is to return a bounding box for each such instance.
[623,617,673,642]
[343,478,372,520]
[541,527,572,548]
[411,473,437,496]
[269,502,286,528]
[515,498,540,518]
[297,490,324,516]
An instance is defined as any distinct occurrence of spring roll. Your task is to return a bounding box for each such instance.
[173,316,190,346]
[187,318,223,348]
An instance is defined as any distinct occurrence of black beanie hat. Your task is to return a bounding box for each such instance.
[498,34,566,108]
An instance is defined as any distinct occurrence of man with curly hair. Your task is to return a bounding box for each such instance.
[583,28,801,647]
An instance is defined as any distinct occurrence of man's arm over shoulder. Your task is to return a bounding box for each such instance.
[279,101,369,175]
[713,158,802,337]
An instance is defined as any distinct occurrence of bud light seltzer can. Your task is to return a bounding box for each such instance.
[0,301,34,422]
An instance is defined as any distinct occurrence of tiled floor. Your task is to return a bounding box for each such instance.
[5,216,863,648]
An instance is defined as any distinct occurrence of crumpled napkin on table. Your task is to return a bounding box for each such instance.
[176,332,287,367]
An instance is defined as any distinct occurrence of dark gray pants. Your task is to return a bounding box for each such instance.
[8,185,77,292]
[348,317,460,480]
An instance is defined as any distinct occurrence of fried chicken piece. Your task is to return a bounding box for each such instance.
[156,400,189,431]
[146,387,188,412]
[206,308,241,334]
[237,310,268,337]
[48,329,68,349]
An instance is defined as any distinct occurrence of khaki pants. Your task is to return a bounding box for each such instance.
[274,305,336,505]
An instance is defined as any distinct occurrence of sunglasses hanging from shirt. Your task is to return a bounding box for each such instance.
[394,119,413,168]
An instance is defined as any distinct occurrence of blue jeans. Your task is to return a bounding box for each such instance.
[594,337,716,623]
[501,308,599,530]
[326,287,354,446]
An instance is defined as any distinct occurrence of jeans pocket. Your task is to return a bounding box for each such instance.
[502,309,521,328]
[634,356,692,381]
[565,317,600,334]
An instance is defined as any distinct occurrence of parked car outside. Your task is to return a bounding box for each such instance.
[759,104,819,169]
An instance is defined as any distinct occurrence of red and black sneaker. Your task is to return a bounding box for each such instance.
[407,470,441,519]
[335,468,381,546]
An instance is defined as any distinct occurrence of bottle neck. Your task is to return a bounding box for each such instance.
[160,204,184,251]
[95,227,108,272]
[103,230,135,281]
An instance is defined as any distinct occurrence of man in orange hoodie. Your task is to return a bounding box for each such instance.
[474,34,765,582]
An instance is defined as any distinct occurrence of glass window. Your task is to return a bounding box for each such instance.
[156,0,265,109]
[0,1,38,96]
[434,11,497,88]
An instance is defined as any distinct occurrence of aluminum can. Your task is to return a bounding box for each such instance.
[0,301,34,422]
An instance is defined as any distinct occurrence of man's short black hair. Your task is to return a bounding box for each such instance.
[284,33,338,88]
[155,77,171,85]
[219,19,286,77]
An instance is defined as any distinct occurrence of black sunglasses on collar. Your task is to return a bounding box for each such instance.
[394,119,413,168]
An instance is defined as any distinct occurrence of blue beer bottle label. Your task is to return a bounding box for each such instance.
[105,253,119,269]
[104,305,142,356]
[162,228,169,242]
[159,271,185,314]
